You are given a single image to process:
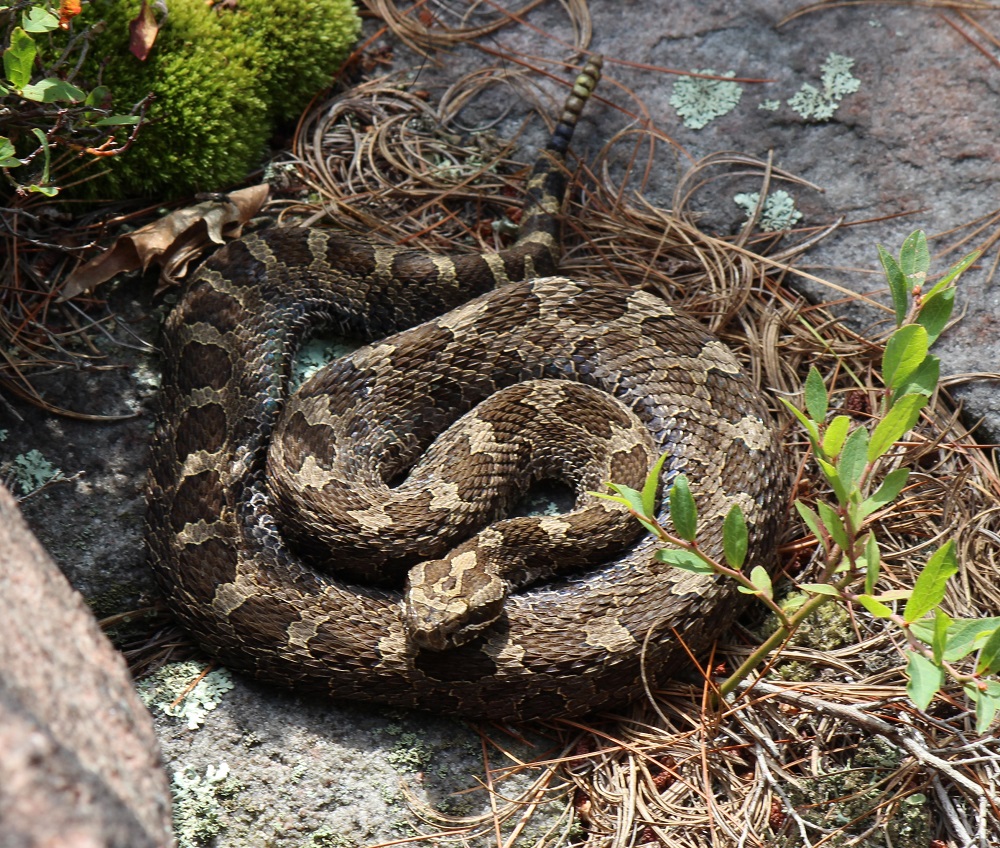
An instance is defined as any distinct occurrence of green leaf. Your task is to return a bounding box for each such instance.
[794,501,828,551]
[0,136,19,168]
[750,565,772,599]
[799,582,840,596]
[86,85,111,107]
[917,288,954,345]
[836,426,869,489]
[780,397,820,450]
[722,503,748,568]
[29,127,51,186]
[862,533,880,595]
[932,608,951,665]
[872,589,912,602]
[892,354,939,403]
[858,468,910,520]
[83,88,138,126]
[94,115,142,126]
[966,683,1000,734]
[911,617,1000,662]
[656,548,714,574]
[975,693,1000,734]
[877,244,908,327]
[904,541,958,623]
[905,650,943,711]
[641,452,669,518]
[856,594,894,618]
[592,486,659,535]
[981,680,1000,697]
[817,501,848,551]
[21,78,87,103]
[604,483,644,515]
[926,249,979,300]
[883,325,929,392]
[867,394,927,462]
[4,27,36,90]
[637,518,660,536]
[669,474,698,542]
[22,6,59,32]
[805,366,828,422]
[780,593,809,614]
[590,491,631,508]
[821,415,851,459]
[793,501,821,532]
[976,625,1000,676]
[817,457,848,504]
[899,230,930,286]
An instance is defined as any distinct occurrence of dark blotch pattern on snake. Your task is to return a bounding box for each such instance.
[146,59,787,720]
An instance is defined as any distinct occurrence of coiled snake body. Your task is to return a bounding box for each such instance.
[146,60,786,720]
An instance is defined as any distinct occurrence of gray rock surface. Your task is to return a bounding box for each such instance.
[0,484,173,848]
[1,1,997,845]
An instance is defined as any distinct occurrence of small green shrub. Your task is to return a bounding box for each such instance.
[599,231,998,730]
[0,2,143,198]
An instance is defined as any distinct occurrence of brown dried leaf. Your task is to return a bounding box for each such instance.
[129,0,162,61]
[61,184,269,301]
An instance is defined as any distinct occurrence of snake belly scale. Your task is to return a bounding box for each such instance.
[146,58,787,720]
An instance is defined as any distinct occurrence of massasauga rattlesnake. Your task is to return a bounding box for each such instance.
[146,59,786,720]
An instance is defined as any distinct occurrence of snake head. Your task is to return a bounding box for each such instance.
[403,550,508,651]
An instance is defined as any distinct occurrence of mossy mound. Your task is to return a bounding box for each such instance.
[76,0,360,199]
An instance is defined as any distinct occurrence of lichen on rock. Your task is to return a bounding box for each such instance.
[669,69,743,129]
[788,53,861,122]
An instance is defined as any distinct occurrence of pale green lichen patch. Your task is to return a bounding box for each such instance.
[302,827,351,848]
[734,190,803,232]
[385,730,435,772]
[172,762,239,848]
[670,70,742,129]
[6,449,64,495]
[758,99,781,111]
[788,53,861,121]
[292,336,360,388]
[138,661,235,729]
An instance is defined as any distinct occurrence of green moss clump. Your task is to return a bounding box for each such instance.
[75,0,360,199]
[238,0,362,123]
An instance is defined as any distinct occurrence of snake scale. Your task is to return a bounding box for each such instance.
[146,59,787,720]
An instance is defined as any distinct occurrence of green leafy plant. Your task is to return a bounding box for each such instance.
[597,231,998,730]
[0,1,144,197]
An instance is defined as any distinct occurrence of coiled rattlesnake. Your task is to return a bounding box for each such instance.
[146,59,786,719]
